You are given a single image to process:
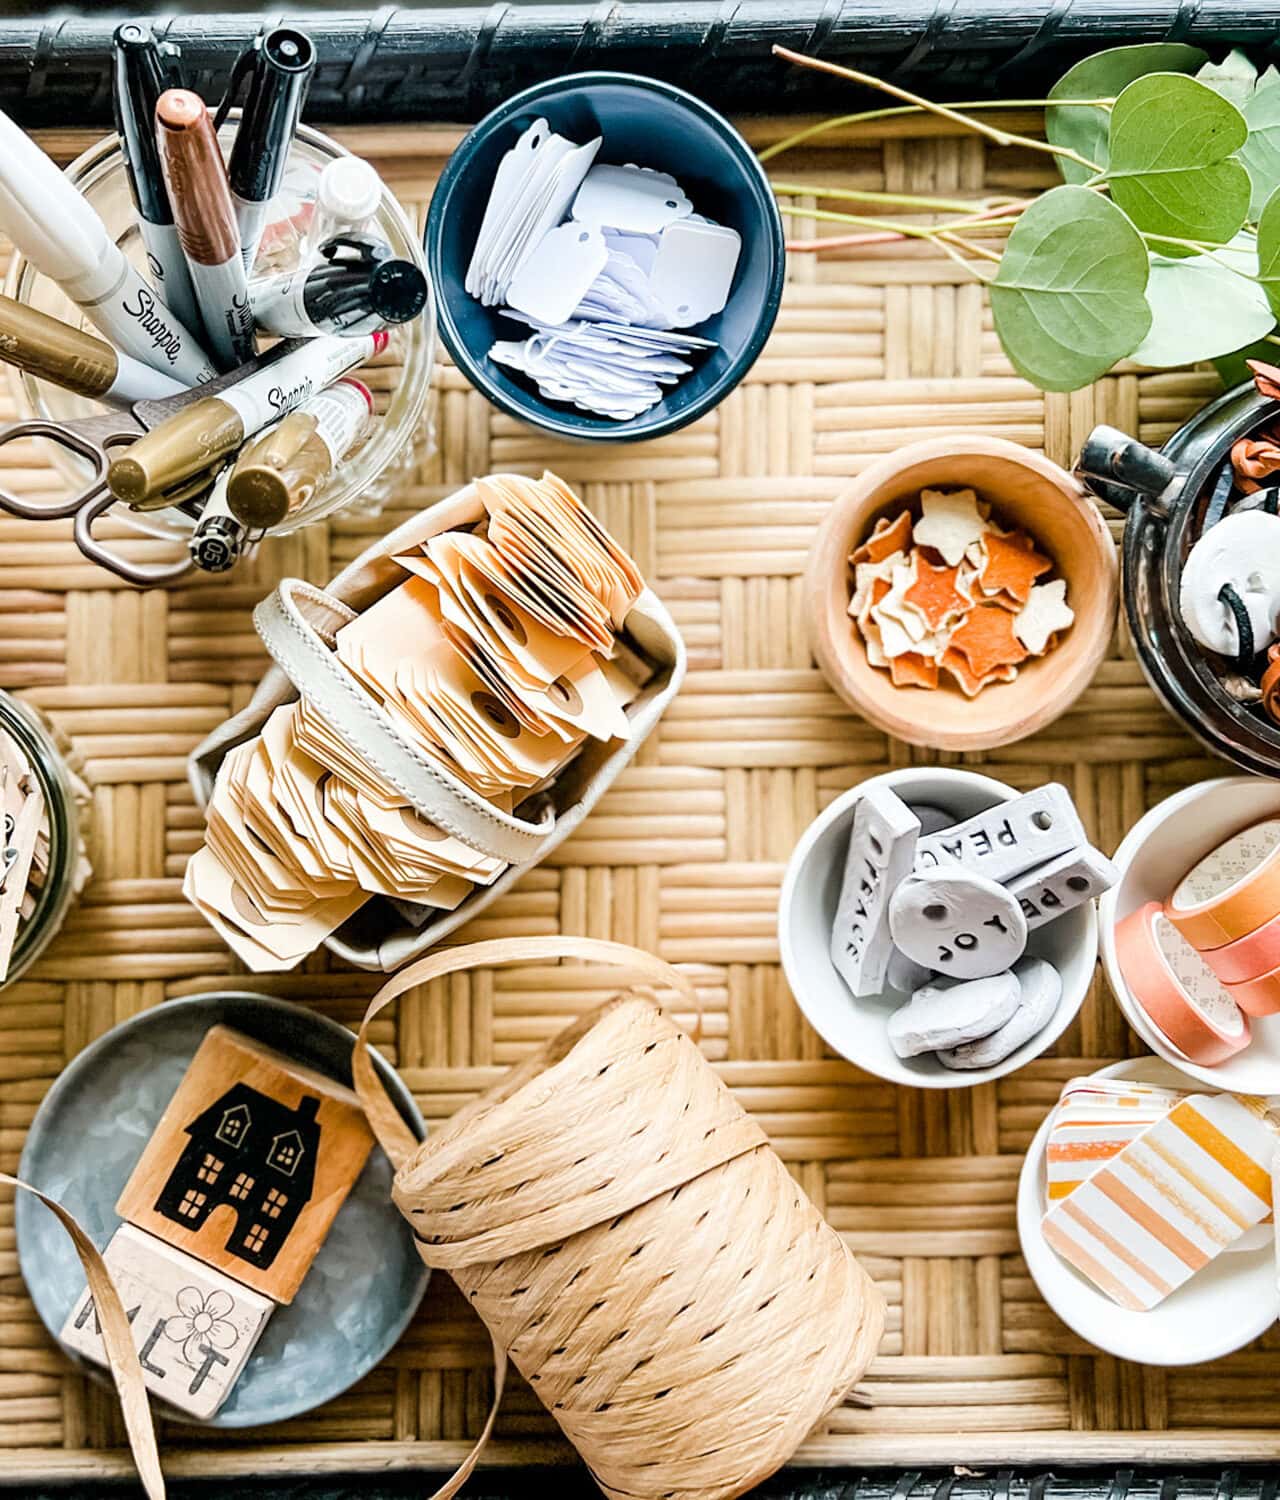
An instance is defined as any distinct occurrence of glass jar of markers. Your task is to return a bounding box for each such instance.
[3,118,436,544]
[0,691,92,991]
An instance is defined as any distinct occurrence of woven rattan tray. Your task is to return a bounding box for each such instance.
[1,117,1274,1487]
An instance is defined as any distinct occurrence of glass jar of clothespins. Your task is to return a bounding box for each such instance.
[3,118,435,546]
[0,693,92,989]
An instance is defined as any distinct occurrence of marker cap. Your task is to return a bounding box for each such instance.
[0,108,110,283]
[369,259,430,324]
[226,411,320,528]
[108,399,245,505]
[227,26,315,202]
[111,21,174,225]
[317,156,382,226]
[156,89,240,267]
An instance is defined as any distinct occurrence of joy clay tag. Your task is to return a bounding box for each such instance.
[888,867,1027,980]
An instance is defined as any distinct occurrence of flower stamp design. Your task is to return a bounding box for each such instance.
[163,1286,241,1369]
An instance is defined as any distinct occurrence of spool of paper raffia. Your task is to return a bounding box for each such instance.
[353,936,886,1500]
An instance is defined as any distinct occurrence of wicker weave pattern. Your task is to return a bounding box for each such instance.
[397,995,883,1500]
[0,118,1273,1485]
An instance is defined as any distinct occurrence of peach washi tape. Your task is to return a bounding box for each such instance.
[1202,904,1280,986]
[1165,819,1280,951]
[1115,902,1251,1065]
[1224,963,1280,1019]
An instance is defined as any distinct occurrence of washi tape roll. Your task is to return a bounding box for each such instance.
[1115,901,1251,1064]
[1224,962,1280,1018]
[1165,820,1280,950]
[1201,905,1280,986]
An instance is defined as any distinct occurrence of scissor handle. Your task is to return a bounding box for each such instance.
[74,490,194,589]
[0,416,121,520]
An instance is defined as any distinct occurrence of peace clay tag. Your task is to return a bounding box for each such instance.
[888,867,1027,980]
[830,785,919,998]
[1007,844,1118,930]
[915,783,1085,885]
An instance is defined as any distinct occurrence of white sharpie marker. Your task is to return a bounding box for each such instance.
[107,330,386,504]
[0,107,216,387]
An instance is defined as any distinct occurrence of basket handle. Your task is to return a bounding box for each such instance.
[253,578,557,866]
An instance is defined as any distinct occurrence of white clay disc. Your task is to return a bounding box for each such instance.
[1178,511,1280,656]
[888,867,1028,981]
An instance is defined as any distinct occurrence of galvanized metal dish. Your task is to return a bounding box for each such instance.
[16,991,428,1428]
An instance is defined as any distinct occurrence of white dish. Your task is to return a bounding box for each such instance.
[1016,1056,1279,1365]
[1099,775,1280,1092]
[778,767,1097,1088]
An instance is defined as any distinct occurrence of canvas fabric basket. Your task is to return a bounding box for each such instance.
[351,935,887,1500]
[188,481,686,971]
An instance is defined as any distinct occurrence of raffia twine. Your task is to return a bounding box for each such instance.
[356,937,886,1500]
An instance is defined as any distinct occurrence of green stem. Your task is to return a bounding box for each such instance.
[771,180,1006,214]
[770,47,1105,173]
[759,98,1114,163]
[1142,233,1257,281]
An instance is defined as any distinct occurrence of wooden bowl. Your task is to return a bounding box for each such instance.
[806,435,1118,751]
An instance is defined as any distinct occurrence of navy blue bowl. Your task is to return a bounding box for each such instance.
[425,71,786,443]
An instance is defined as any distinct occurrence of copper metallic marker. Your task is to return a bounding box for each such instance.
[0,295,185,406]
[155,89,256,372]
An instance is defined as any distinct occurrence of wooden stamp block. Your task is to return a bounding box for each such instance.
[116,1025,374,1304]
[59,1224,273,1420]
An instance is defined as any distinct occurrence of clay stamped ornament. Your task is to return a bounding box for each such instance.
[888,866,1027,980]
[830,786,920,997]
[938,955,1062,1070]
[888,970,1020,1057]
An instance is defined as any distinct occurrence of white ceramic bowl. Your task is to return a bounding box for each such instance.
[778,767,1097,1088]
[1099,775,1280,1093]
[1016,1055,1279,1365]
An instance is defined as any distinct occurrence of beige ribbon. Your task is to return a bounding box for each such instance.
[0,1173,164,1500]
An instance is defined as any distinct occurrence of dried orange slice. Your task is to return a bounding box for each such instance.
[947,601,1030,679]
[978,529,1052,604]
[850,510,912,566]
[903,556,972,632]
[890,651,939,689]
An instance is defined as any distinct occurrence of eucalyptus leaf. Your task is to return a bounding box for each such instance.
[989,186,1151,392]
[1106,74,1251,248]
[1197,49,1258,110]
[1129,251,1273,366]
[1047,43,1208,185]
[1256,186,1280,316]
[1213,337,1276,390]
[1242,80,1280,219]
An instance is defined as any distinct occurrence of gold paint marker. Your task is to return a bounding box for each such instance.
[226,378,372,528]
[107,329,385,505]
[0,295,186,405]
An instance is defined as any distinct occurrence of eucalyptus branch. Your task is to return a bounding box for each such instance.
[771,46,1105,173]
[758,102,1112,163]
[771,181,1009,214]
[1141,233,1261,282]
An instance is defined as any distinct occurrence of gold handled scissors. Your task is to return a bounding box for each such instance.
[0,341,301,588]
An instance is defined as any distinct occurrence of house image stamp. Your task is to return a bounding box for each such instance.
[115,1024,376,1303]
[154,1083,322,1271]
